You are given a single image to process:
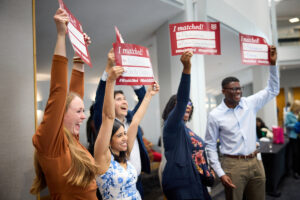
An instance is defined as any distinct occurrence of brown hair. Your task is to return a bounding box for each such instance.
[290,100,300,114]
[30,92,98,194]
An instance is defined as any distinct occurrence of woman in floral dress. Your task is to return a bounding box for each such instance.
[94,55,159,199]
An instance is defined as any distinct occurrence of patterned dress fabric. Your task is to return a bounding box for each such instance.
[188,128,215,179]
[97,155,141,200]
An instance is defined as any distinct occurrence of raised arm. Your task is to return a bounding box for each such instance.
[93,48,115,132]
[69,33,91,98]
[94,66,124,173]
[247,46,279,111]
[130,86,146,116]
[164,51,193,131]
[32,8,69,155]
[127,83,160,154]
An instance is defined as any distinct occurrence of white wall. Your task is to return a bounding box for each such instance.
[278,45,300,65]
[207,0,271,41]
[280,68,300,88]
[0,0,35,199]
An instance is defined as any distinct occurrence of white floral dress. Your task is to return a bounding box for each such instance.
[97,155,141,200]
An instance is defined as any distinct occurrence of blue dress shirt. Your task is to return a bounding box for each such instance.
[205,65,279,177]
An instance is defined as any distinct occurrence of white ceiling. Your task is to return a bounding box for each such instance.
[276,0,300,35]
[36,0,300,95]
[36,0,183,77]
[276,0,300,19]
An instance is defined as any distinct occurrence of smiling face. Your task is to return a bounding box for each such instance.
[114,93,128,120]
[63,95,86,135]
[111,126,128,153]
[222,81,242,108]
[183,104,192,122]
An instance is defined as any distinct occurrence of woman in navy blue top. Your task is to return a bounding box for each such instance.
[162,51,213,200]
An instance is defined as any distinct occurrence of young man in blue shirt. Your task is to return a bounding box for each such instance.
[205,46,279,200]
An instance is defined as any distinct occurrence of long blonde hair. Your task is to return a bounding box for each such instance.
[30,92,98,194]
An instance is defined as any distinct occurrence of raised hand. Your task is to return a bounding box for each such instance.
[147,82,160,97]
[72,33,91,68]
[108,48,116,67]
[180,50,193,74]
[107,66,124,81]
[269,45,277,66]
[53,8,69,36]
[83,33,91,46]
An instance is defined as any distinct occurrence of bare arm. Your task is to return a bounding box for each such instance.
[127,83,160,154]
[94,66,124,174]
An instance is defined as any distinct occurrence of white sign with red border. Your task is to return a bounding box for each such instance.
[240,33,270,65]
[169,22,221,56]
[113,42,155,85]
[58,0,92,67]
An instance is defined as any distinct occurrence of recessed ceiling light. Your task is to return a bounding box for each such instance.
[289,17,299,23]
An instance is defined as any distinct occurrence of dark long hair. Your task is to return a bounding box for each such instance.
[86,104,96,155]
[110,119,127,163]
[162,94,193,122]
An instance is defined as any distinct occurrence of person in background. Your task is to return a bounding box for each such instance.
[162,51,213,200]
[256,117,271,139]
[205,46,279,200]
[87,103,96,155]
[285,100,300,179]
[86,104,102,200]
[31,8,98,199]
[143,136,162,162]
[94,61,159,199]
[93,49,151,198]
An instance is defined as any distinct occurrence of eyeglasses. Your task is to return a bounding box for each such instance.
[223,87,243,93]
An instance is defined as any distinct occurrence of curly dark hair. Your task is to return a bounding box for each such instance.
[162,94,193,122]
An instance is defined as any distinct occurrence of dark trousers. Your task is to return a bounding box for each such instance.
[136,174,144,199]
[96,188,102,200]
[288,138,300,174]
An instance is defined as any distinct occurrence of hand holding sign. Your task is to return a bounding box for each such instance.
[147,82,160,97]
[269,45,277,65]
[107,48,116,68]
[107,66,125,82]
[83,33,91,46]
[54,8,69,36]
[180,51,193,74]
[180,50,193,68]
[58,0,93,67]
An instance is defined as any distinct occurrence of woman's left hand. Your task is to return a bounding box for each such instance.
[83,33,91,46]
